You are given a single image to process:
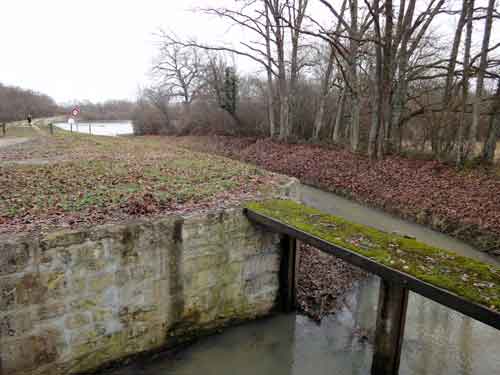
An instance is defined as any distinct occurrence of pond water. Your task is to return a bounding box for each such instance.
[110,184,500,375]
[54,121,133,136]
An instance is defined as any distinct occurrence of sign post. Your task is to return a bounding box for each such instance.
[70,107,80,133]
[68,118,75,133]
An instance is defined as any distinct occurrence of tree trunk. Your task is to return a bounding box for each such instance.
[443,0,467,107]
[351,96,361,152]
[468,0,494,156]
[269,1,289,141]
[349,0,360,152]
[482,79,500,162]
[289,0,309,140]
[265,2,276,138]
[368,0,383,159]
[368,70,382,158]
[381,0,394,156]
[333,88,346,143]
[313,97,326,140]
[314,0,346,140]
[391,0,416,148]
[313,48,334,140]
[456,0,474,165]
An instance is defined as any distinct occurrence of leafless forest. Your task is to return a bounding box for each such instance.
[0,83,58,122]
[132,0,500,163]
[3,1,499,164]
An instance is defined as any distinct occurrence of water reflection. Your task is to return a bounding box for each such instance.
[112,276,499,375]
[400,289,500,375]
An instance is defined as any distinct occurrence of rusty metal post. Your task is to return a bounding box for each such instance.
[280,235,298,312]
[371,279,409,375]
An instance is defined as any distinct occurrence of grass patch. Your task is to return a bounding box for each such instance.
[0,132,283,233]
[246,199,500,312]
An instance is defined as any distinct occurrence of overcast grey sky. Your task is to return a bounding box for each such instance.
[2,0,492,104]
[0,0,237,103]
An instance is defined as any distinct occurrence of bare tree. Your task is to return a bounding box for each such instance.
[316,0,369,152]
[145,0,500,161]
[312,0,348,140]
[154,32,205,104]
[143,86,172,126]
[286,0,310,138]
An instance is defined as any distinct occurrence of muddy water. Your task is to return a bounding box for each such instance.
[111,185,500,375]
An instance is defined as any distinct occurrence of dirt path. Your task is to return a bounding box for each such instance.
[0,137,31,149]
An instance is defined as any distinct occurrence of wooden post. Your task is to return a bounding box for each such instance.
[371,279,409,375]
[1,123,5,137]
[280,235,298,312]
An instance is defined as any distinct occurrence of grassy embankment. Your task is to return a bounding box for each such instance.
[0,126,284,234]
[247,199,500,312]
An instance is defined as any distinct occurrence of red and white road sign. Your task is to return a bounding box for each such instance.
[71,107,80,117]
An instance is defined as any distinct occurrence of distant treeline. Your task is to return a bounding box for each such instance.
[0,83,58,123]
[0,81,136,124]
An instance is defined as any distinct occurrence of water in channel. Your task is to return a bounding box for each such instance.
[111,184,500,375]
[54,121,133,136]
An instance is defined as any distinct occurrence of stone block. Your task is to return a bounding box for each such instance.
[42,229,88,249]
[242,253,280,281]
[65,313,91,330]
[36,302,67,321]
[0,273,47,312]
[73,243,107,273]
[0,239,36,277]
[88,273,115,294]
[0,310,33,340]
[40,270,71,300]
[91,307,114,323]
[182,253,229,274]
[244,273,278,297]
[1,328,61,375]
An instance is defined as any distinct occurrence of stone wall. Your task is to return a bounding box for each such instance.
[0,207,282,375]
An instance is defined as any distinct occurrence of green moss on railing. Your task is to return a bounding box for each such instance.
[246,199,500,312]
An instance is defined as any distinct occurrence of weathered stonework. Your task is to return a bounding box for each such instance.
[0,206,285,375]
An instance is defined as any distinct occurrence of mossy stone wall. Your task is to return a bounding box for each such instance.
[0,208,281,375]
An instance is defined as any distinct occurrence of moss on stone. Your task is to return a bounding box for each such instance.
[246,199,500,312]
